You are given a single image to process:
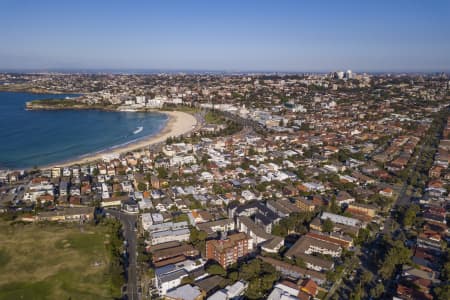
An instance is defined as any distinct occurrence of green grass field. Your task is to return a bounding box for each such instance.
[0,220,121,300]
[205,111,225,124]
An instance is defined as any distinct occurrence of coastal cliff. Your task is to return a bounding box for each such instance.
[25,99,167,113]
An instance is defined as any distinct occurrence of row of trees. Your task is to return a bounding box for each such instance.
[101,218,126,297]
[189,227,208,255]
[399,109,449,190]
[400,204,420,227]
[378,237,411,280]
[432,249,450,299]
[238,259,280,299]
[205,258,280,299]
[271,211,316,237]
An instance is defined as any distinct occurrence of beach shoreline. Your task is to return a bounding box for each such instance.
[43,110,198,169]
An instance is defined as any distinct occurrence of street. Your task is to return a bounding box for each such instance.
[382,139,430,235]
[106,209,139,300]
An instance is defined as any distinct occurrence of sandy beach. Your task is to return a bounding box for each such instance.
[46,110,198,169]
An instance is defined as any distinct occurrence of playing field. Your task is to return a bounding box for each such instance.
[0,220,121,300]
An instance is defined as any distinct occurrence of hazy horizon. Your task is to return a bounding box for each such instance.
[1,67,449,75]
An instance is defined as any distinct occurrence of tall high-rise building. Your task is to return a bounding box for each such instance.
[335,71,344,79]
[345,70,353,79]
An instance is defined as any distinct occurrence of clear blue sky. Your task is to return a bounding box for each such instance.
[0,0,449,72]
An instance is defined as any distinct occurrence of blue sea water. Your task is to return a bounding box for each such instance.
[0,92,168,169]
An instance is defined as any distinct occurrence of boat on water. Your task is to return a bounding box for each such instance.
[133,126,143,134]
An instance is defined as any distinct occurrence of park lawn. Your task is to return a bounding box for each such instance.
[205,111,225,124]
[0,220,120,300]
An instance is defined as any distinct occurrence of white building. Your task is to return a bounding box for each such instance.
[136,96,146,104]
[345,70,353,79]
[155,259,205,295]
[101,183,110,199]
[148,221,190,245]
[170,155,196,167]
[23,183,54,202]
[151,229,190,245]
[241,190,256,202]
[267,283,301,300]
[62,167,71,177]
[147,96,165,108]
[165,284,202,300]
[121,181,134,193]
[208,280,248,300]
[141,213,153,231]
[200,172,214,182]
[321,212,361,227]
[152,213,164,224]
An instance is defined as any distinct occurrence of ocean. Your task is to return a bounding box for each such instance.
[0,92,168,169]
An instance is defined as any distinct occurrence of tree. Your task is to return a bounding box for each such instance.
[350,286,362,300]
[326,269,339,282]
[171,172,179,181]
[136,238,152,264]
[102,219,126,294]
[403,204,419,227]
[240,260,261,281]
[370,283,385,298]
[228,271,239,281]
[137,182,147,192]
[213,183,226,194]
[355,228,371,246]
[189,199,203,210]
[239,259,279,299]
[156,167,168,179]
[246,278,264,299]
[434,284,450,300]
[361,270,373,285]
[322,218,334,233]
[248,147,257,156]
[295,168,306,180]
[181,276,194,285]
[441,261,450,282]
[294,256,306,268]
[255,182,268,193]
[272,212,315,237]
[379,240,411,279]
[201,154,210,165]
[189,228,207,244]
[336,149,350,162]
[329,196,340,214]
[206,264,226,276]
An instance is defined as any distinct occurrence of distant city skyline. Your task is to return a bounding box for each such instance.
[1,0,449,72]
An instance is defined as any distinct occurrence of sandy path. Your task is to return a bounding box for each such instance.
[44,110,198,169]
